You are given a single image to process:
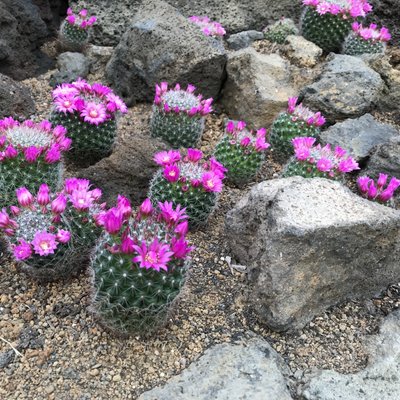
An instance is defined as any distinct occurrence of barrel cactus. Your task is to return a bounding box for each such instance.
[214,120,270,186]
[0,117,71,208]
[150,82,213,148]
[357,174,400,205]
[342,22,391,56]
[300,0,373,53]
[89,197,194,337]
[188,16,226,37]
[269,97,325,161]
[149,149,226,227]
[283,137,359,179]
[51,79,127,167]
[0,178,104,282]
[264,18,299,44]
[59,8,97,51]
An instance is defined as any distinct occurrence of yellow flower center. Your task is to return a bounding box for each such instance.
[145,253,156,264]
[40,242,49,250]
[206,179,214,188]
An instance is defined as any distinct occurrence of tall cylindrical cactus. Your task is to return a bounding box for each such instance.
[89,197,194,337]
[150,82,213,148]
[0,117,71,208]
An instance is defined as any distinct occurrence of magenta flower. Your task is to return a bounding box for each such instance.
[139,198,153,215]
[56,229,71,243]
[337,158,359,173]
[37,184,50,206]
[163,164,180,182]
[14,240,32,261]
[0,210,10,228]
[316,158,333,172]
[54,95,77,114]
[51,194,67,214]
[187,148,203,162]
[171,237,193,259]
[66,15,75,24]
[81,102,107,125]
[132,239,174,272]
[240,137,251,147]
[4,145,18,159]
[158,201,188,224]
[44,144,61,163]
[24,146,41,163]
[175,221,189,236]
[377,173,388,188]
[255,137,270,152]
[154,150,181,166]
[117,195,132,218]
[32,231,58,256]
[70,189,94,210]
[16,188,34,207]
[201,172,223,192]
[103,207,124,234]
[357,176,372,193]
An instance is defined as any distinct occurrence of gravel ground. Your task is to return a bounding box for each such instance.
[0,54,400,399]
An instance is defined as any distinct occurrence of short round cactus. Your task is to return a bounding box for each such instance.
[357,174,400,205]
[89,197,193,337]
[342,22,391,56]
[149,149,226,227]
[214,120,270,186]
[300,0,373,53]
[51,79,127,167]
[270,97,325,161]
[150,82,213,148]
[59,8,96,51]
[188,16,226,37]
[0,178,104,282]
[283,137,359,179]
[0,117,71,208]
[264,18,299,44]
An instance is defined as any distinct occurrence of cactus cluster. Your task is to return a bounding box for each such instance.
[300,0,373,53]
[214,120,270,186]
[270,97,325,161]
[149,149,226,227]
[0,117,71,208]
[264,18,299,44]
[357,174,400,205]
[150,82,213,148]
[188,16,226,37]
[342,22,391,56]
[51,79,127,167]
[89,197,193,336]
[0,178,103,282]
[283,137,359,179]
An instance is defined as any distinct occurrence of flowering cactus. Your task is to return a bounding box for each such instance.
[270,97,325,160]
[0,117,71,208]
[59,8,97,51]
[342,22,391,56]
[357,174,400,205]
[50,79,127,167]
[264,18,299,44]
[0,178,103,282]
[283,137,360,179]
[150,82,213,148]
[300,0,373,53]
[188,16,226,37]
[149,149,226,227]
[89,197,193,336]
[214,120,270,186]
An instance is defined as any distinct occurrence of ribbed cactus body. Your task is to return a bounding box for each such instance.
[264,18,299,44]
[59,21,89,51]
[342,34,386,55]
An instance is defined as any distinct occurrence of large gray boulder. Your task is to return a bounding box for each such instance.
[302,310,400,400]
[221,48,296,127]
[301,54,385,123]
[105,0,227,106]
[138,338,293,400]
[227,30,264,50]
[365,137,400,179]
[225,177,400,331]
[50,52,90,86]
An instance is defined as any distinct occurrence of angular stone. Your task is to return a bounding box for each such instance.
[50,52,90,86]
[138,338,293,400]
[221,48,296,127]
[365,137,400,179]
[320,114,399,161]
[225,177,400,331]
[284,35,323,68]
[86,45,114,73]
[227,30,264,50]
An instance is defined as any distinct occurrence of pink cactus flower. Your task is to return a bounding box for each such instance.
[175,221,189,236]
[81,102,107,125]
[121,234,135,254]
[24,146,41,163]
[132,239,174,272]
[4,145,18,159]
[357,176,372,193]
[171,237,193,258]
[187,148,203,162]
[154,150,181,166]
[66,15,75,25]
[70,189,94,210]
[103,207,124,234]
[139,198,153,216]
[316,158,333,172]
[14,240,32,261]
[56,229,71,243]
[16,188,34,207]
[163,164,180,182]
[158,201,187,224]
[51,194,67,214]
[44,144,61,164]
[37,184,50,206]
[32,231,58,256]
[201,172,223,192]
[117,195,131,217]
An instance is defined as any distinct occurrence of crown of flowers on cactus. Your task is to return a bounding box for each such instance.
[287,97,326,128]
[52,79,127,126]
[153,82,213,118]
[224,120,270,152]
[302,0,373,18]
[350,22,391,42]
[65,8,97,29]
[188,16,226,37]
[357,174,400,204]
[0,117,71,164]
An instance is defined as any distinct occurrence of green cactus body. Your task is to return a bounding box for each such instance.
[60,21,89,51]
[264,18,299,44]
[283,157,334,179]
[342,34,386,56]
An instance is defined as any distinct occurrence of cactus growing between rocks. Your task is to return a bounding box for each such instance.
[264,18,299,44]
[214,120,270,186]
[300,0,373,53]
[150,82,213,148]
[149,149,226,227]
[89,197,193,336]
[357,174,400,205]
[188,16,226,37]
[0,117,71,208]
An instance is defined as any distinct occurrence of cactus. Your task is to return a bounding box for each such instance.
[149,149,226,227]
[150,82,213,148]
[214,120,270,186]
[283,137,359,179]
[50,79,127,167]
[0,117,71,208]
[59,8,96,51]
[188,16,226,37]
[0,178,104,282]
[269,97,325,161]
[264,18,299,44]
[300,0,373,53]
[89,197,193,337]
[357,174,400,205]
[342,22,390,56]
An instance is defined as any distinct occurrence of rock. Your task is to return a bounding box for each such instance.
[0,350,15,369]
[221,48,296,127]
[225,177,400,331]
[0,73,36,119]
[320,114,399,161]
[301,54,385,123]
[227,30,264,50]
[138,338,293,400]
[86,45,114,73]
[50,52,90,86]
[105,0,227,106]
[302,310,400,400]
[284,35,323,68]
[365,137,400,179]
